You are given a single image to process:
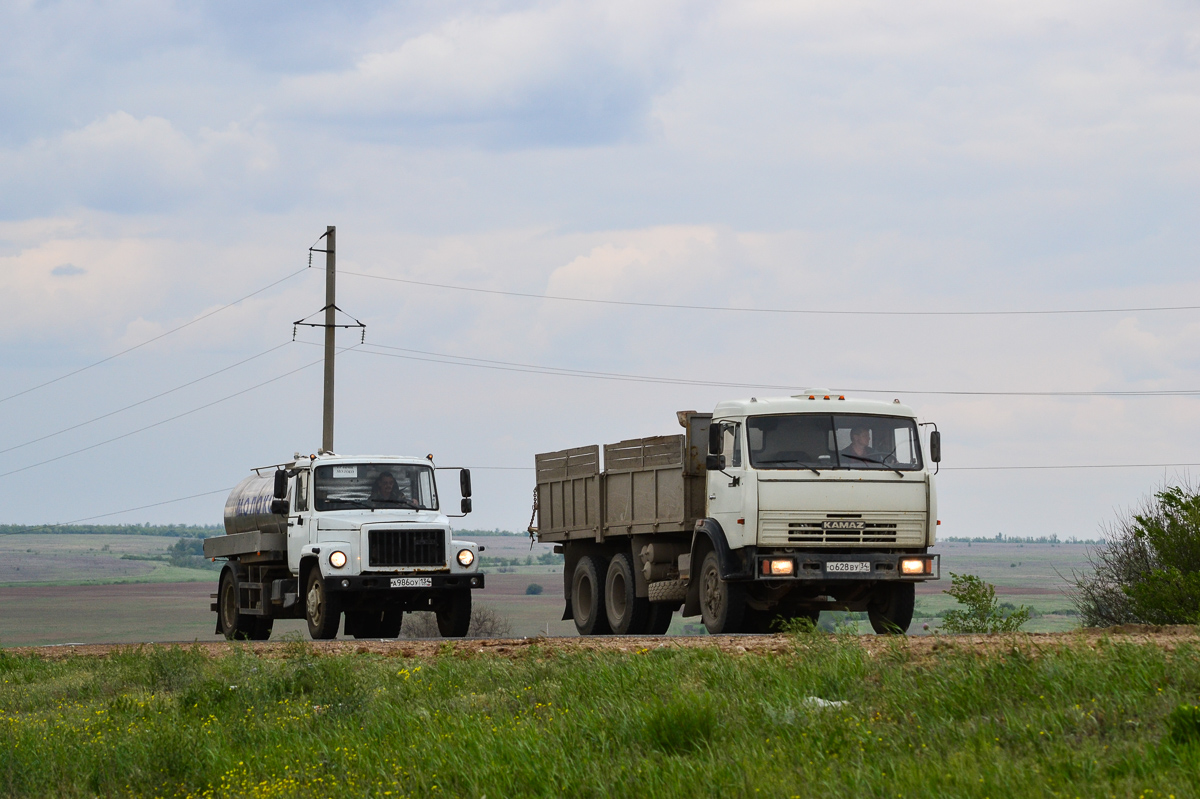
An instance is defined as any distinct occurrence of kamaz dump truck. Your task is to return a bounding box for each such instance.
[203,454,483,641]
[532,392,942,635]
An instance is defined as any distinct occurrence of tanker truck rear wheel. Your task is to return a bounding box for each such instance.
[604,552,650,634]
[219,565,264,641]
[304,566,342,640]
[571,555,612,636]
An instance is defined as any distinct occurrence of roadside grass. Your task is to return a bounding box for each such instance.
[2,633,1199,797]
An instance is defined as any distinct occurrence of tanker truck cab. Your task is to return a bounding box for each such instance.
[205,454,483,641]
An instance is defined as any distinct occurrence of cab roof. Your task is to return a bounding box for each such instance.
[713,392,916,420]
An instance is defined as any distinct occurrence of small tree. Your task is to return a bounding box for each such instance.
[941,573,1030,634]
[1070,485,1200,626]
[525,583,544,595]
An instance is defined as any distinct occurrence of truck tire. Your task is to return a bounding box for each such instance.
[436,589,472,637]
[699,550,746,634]
[346,609,402,639]
[605,552,650,634]
[304,567,342,640]
[571,555,612,636]
[645,602,676,635]
[868,583,915,635]
[647,579,688,603]
[218,566,262,641]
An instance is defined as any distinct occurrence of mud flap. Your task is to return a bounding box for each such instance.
[561,599,574,621]
[683,579,701,618]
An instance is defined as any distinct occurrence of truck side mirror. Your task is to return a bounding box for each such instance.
[709,423,722,455]
[929,431,941,463]
[460,497,472,514]
[460,469,472,498]
[273,469,288,499]
[270,498,289,515]
[705,454,726,471]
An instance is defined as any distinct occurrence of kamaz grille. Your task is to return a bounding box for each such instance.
[369,529,445,567]
[785,521,898,544]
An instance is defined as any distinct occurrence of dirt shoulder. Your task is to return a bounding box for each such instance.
[7,625,1197,661]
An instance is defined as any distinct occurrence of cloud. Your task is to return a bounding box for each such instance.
[0,112,280,216]
[50,263,85,276]
[280,1,694,146]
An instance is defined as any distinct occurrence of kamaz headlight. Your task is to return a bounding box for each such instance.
[456,548,475,568]
[329,551,347,569]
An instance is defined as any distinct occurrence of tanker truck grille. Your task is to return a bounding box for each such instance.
[369,529,445,567]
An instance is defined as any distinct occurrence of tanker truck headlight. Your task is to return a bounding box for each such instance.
[457,548,475,568]
[329,551,348,569]
[901,558,927,575]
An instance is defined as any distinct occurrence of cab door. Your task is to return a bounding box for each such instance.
[287,468,312,574]
[707,420,748,546]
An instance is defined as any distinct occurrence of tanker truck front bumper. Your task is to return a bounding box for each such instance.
[755,552,939,581]
[326,573,485,592]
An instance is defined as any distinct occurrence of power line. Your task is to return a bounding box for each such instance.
[341,269,1200,318]
[338,341,1200,398]
[943,463,1200,471]
[51,487,235,526]
[0,343,291,457]
[0,356,328,480]
[0,267,308,406]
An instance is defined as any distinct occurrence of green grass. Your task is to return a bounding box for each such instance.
[2,633,1199,797]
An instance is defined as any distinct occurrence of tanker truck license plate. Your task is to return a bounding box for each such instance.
[826,562,870,573]
[390,577,432,588]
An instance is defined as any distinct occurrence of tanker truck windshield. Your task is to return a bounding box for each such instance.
[314,463,439,511]
[748,414,923,471]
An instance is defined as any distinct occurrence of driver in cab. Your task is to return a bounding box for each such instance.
[370,472,418,509]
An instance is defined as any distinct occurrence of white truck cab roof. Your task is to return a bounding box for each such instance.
[713,392,916,420]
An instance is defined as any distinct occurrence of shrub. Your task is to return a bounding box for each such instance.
[399,604,513,639]
[941,573,1030,634]
[525,583,544,595]
[1070,485,1200,626]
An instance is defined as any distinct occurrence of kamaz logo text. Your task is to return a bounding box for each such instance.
[823,520,866,531]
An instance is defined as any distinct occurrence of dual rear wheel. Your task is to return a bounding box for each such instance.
[571,553,678,636]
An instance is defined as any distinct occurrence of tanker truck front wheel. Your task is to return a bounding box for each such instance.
[305,566,342,640]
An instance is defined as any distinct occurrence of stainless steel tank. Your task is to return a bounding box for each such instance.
[223,473,287,536]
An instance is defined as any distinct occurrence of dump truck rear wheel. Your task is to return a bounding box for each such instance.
[699,550,746,634]
[868,583,915,635]
[605,553,650,634]
[436,589,472,637]
[571,555,612,635]
[305,567,341,640]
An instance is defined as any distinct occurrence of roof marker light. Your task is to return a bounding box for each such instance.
[823,395,830,400]
[838,395,845,400]
[809,395,815,400]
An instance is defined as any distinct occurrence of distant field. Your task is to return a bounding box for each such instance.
[0,533,1095,645]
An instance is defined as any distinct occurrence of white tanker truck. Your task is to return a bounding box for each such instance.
[203,454,483,640]
[201,226,484,641]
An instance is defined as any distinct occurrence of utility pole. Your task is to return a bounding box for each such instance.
[321,225,336,454]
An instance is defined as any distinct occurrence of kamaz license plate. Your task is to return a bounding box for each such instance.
[826,561,871,573]
[390,577,432,588]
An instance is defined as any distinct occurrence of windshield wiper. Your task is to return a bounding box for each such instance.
[840,453,904,478]
[326,497,373,509]
[760,459,820,476]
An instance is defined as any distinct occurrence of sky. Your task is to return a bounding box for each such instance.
[2,0,1200,539]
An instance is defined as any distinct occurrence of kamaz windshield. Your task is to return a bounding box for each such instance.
[314,463,438,511]
[747,414,923,472]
